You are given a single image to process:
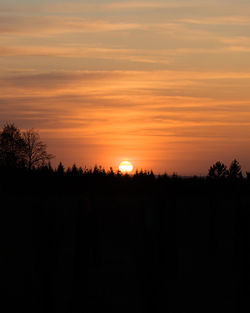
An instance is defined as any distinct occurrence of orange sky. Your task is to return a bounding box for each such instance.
[1,0,250,174]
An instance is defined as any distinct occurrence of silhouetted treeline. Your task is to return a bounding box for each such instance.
[1,123,250,312]
[0,159,249,195]
[1,163,250,313]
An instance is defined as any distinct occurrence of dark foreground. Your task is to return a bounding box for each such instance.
[1,170,250,312]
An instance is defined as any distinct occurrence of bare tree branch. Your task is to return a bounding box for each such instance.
[22,129,54,170]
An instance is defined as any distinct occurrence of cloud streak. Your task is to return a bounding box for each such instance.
[0,15,145,35]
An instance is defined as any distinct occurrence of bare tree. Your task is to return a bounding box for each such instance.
[0,123,26,168]
[22,129,54,170]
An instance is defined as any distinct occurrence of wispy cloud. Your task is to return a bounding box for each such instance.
[0,1,212,14]
[179,16,250,26]
[1,70,250,118]
[0,15,144,35]
[103,1,204,10]
[2,12,248,38]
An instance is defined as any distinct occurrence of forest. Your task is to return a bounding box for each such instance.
[1,124,250,312]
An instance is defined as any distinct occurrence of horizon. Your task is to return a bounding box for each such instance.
[1,0,250,175]
[0,122,246,177]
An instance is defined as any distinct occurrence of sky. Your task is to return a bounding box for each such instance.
[1,0,250,174]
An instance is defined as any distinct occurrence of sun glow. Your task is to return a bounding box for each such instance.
[119,161,133,173]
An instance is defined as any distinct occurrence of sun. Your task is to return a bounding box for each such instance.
[119,161,133,173]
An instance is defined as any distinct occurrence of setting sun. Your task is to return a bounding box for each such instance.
[119,161,133,173]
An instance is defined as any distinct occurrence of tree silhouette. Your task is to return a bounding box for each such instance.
[0,123,26,168]
[0,124,54,170]
[71,164,79,176]
[57,162,65,175]
[22,129,54,169]
[228,159,242,179]
[208,161,228,179]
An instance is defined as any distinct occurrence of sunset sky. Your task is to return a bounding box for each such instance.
[1,0,250,174]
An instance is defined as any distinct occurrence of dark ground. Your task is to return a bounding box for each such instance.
[0,171,250,312]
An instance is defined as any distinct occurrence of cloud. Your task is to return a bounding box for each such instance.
[0,1,211,14]
[1,70,250,108]
[1,69,250,116]
[2,44,250,71]
[220,36,250,45]
[179,16,250,26]
[2,12,248,41]
[103,1,202,10]
[0,15,144,35]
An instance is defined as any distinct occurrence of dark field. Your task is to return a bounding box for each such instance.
[1,171,250,312]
